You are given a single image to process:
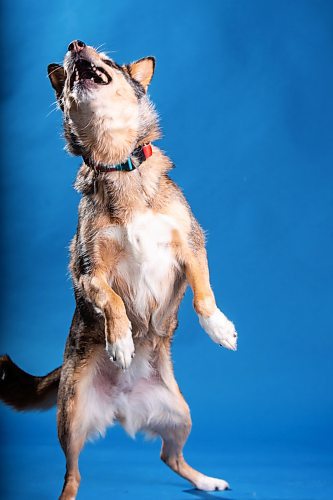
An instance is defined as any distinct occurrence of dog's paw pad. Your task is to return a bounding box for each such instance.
[106,328,135,370]
[199,308,237,351]
[194,476,230,491]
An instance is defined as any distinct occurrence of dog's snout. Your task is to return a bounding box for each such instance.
[68,40,86,53]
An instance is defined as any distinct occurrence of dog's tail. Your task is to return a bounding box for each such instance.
[0,354,61,411]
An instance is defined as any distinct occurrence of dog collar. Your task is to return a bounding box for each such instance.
[82,143,153,173]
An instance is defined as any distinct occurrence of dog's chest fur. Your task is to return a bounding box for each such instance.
[105,210,179,327]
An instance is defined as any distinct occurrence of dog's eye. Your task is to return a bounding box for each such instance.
[103,60,113,67]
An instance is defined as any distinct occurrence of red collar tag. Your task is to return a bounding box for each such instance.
[142,143,153,159]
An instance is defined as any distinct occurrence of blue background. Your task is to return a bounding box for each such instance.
[1,1,332,498]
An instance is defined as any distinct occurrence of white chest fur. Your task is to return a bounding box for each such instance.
[106,211,179,319]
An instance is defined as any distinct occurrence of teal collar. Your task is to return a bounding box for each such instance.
[83,143,152,174]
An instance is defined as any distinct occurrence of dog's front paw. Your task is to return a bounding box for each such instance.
[106,326,135,370]
[199,308,237,351]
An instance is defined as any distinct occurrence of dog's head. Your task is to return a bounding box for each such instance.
[48,40,160,164]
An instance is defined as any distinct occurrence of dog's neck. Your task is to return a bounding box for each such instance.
[74,146,173,219]
[65,96,161,167]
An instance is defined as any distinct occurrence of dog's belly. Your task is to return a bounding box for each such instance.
[79,346,185,440]
[108,211,180,330]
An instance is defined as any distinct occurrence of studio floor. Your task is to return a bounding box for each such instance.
[1,425,332,500]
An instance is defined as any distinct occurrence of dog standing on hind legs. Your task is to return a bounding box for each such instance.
[0,40,238,499]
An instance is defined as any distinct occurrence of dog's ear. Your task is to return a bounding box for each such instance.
[127,57,155,91]
[47,64,66,101]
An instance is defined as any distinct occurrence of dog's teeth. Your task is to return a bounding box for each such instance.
[95,69,107,83]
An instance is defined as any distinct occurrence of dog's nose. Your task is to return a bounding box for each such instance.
[68,40,86,52]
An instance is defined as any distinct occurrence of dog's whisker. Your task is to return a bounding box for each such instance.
[94,42,106,52]
[46,64,64,78]
[46,106,59,117]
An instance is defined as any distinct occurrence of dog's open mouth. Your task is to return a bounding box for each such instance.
[70,59,111,88]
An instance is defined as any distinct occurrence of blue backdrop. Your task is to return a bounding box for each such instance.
[1,1,332,499]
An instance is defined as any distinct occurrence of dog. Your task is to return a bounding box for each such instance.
[0,40,238,499]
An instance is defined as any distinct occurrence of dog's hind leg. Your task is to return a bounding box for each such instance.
[57,344,114,500]
[158,416,230,491]
[58,429,84,500]
[143,347,230,492]
[57,356,91,500]
[57,370,84,499]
